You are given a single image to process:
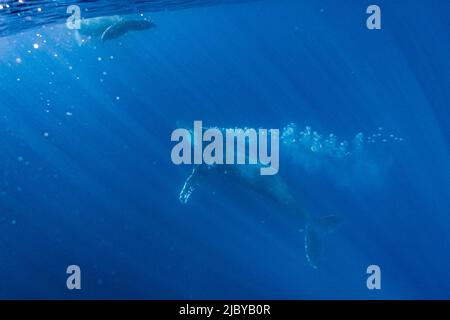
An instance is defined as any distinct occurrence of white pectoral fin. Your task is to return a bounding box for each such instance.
[179,166,202,204]
[305,224,321,269]
[101,24,115,42]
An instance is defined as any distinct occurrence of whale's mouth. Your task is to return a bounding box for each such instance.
[0,0,258,38]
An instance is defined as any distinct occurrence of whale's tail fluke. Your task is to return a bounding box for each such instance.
[304,215,341,269]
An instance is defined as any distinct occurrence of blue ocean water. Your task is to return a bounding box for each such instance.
[0,0,449,299]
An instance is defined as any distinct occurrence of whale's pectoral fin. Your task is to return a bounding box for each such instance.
[101,21,122,42]
[305,224,321,269]
[179,165,205,204]
[305,215,341,269]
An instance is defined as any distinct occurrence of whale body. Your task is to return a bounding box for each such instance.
[78,16,122,37]
[101,19,156,42]
[74,16,155,45]
[179,163,340,269]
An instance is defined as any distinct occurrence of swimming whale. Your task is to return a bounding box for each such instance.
[74,16,155,45]
[179,163,340,269]
[101,19,155,42]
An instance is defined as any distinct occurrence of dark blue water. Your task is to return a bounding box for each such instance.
[0,0,449,299]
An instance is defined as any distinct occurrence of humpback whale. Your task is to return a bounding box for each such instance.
[101,19,155,42]
[179,163,340,269]
[74,16,155,45]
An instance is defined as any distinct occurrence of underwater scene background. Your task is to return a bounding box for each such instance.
[0,0,449,299]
